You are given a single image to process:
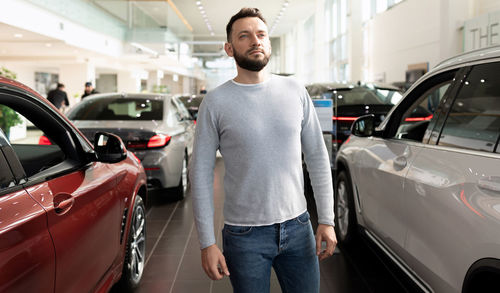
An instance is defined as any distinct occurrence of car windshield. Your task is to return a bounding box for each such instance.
[179,96,203,108]
[313,87,403,106]
[68,97,163,120]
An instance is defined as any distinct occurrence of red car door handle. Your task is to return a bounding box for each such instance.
[54,195,75,214]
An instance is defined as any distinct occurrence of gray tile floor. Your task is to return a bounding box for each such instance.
[131,158,410,293]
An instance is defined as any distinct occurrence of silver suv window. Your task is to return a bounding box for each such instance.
[438,62,500,152]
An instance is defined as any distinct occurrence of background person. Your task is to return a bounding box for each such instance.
[81,81,98,99]
[47,82,69,111]
[189,7,337,293]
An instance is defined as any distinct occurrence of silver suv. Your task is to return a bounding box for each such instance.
[335,45,500,292]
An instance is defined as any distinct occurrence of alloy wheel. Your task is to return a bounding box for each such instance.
[181,155,188,193]
[336,180,349,240]
[129,203,146,282]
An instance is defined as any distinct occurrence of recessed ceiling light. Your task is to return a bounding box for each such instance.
[45,43,52,47]
[196,1,201,5]
[14,33,23,38]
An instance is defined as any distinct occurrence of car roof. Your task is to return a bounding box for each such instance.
[83,93,172,101]
[0,76,43,98]
[433,45,500,72]
[306,81,400,96]
[177,94,204,100]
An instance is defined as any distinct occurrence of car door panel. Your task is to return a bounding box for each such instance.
[403,147,500,292]
[354,137,421,254]
[25,162,121,293]
[0,189,55,293]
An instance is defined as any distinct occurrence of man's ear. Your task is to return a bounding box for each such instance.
[224,42,234,57]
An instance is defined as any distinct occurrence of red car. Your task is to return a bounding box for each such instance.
[0,77,147,292]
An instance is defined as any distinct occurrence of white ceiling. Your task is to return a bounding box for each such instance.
[93,0,315,40]
[0,0,315,70]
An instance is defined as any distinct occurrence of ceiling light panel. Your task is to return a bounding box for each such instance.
[195,1,214,36]
[270,0,290,35]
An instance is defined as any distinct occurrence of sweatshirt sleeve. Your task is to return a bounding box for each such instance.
[189,97,219,249]
[300,87,335,227]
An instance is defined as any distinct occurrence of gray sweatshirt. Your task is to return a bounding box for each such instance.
[189,74,334,249]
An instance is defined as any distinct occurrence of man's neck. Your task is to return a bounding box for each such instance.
[233,66,269,84]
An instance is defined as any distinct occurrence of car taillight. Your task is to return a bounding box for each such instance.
[404,114,433,122]
[332,116,358,121]
[147,134,171,148]
[39,135,52,145]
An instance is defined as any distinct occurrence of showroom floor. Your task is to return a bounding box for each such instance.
[123,158,416,293]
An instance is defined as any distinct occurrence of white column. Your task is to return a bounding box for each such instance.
[118,70,141,93]
[59,62,95,105]
[147,70,163,92]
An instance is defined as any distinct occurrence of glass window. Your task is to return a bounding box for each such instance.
[340,0,347,34]
[332,0,338,38]
[0,105,65,178]
[68,97,163,121]
[395,81,453,142]
[0,143,15,189]
[361,0,371,22]
[376,0,388,13]
[438,62,500,152]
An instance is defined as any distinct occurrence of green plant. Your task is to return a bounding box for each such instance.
[0,67,17,80]
[0,67,22,136]
[152,84,169,93]
[0,105,23,133]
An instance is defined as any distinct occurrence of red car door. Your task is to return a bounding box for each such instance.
[0,149,55,293]
[1,100,122,293]
[25,162,121,293]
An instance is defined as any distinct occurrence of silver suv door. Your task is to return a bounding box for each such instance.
[354,69,459,258]
[402,61,500,292]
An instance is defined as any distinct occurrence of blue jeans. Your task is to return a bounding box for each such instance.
[222,211,319,293]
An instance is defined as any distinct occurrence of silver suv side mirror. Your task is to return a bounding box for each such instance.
[351,114,375,137]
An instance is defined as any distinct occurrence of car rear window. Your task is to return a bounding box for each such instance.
[179,96,203,108]
[308,85,403,107]
[323,88,402,106]
[68,97,163,121]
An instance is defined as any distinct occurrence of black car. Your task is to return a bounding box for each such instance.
[177,94,204,121]
[306,82,403,153]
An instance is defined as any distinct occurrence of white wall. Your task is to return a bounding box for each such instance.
[367,0,500,83]
[476,0,500,15]
[368,0,443,83]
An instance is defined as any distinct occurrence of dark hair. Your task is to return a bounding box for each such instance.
[57,83,64,88]
[226,8,267,42]
[85,82,92,87]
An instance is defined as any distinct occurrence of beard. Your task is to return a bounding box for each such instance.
[232,47,270,72]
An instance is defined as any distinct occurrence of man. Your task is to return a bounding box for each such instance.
[81,81,98,99]
[47,83,69,110]
[190,8,337,293]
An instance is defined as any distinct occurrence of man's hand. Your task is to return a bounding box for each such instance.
[201,244,230,280]
[315,224,337,261]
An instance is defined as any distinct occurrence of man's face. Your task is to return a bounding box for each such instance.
[85,85,92,93]
[225,17,271,72]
